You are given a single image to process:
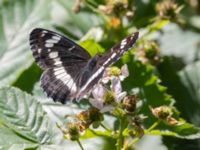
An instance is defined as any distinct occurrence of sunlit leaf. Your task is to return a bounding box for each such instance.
[0,87,54,149]
[79,39,105,56]
[0,0,51,87]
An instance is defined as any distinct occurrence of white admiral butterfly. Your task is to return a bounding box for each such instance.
[29,28,139,103]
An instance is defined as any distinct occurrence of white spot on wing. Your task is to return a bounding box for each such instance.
[120,45,125,49]
[54,58,62,65]
[49,52,58,58]
[41,31,47,37]
[121,38,127,43]
[38,48,42,54]
[68,46,75,51]
[120,39,127,49]
[46,39,59,43]
[45,43,54,48]
[130,36,133,40]
[111,53,117,59]
[52,36,61,41]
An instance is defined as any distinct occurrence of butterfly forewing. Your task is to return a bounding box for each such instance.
[30,28,91,103]
[29,28,139,103]
[76,32,139,99]
[30,28,91,69]
[99,32,139,67]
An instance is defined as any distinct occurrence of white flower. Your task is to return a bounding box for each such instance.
[89,77,126,112]
[102,64,129,83]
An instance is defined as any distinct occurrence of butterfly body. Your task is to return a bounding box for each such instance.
[30,28,139,103]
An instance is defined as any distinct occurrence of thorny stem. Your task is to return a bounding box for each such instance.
[77,139,84,150]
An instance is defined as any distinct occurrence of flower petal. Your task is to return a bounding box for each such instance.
[89,98,103,110]
[92,84,105,100]
[116,91,127,102]
[120,64,129,80]
[100,105,114,113]
[111,77,122,95]
[101,76,110,84]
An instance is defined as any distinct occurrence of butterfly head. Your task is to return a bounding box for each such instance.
[87,53,103,70]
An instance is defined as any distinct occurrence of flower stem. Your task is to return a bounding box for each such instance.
[146,120,161,133]
[127,138,139,148]
[117,117,125,150]
[100,123,110,131]
[76,139,84,150]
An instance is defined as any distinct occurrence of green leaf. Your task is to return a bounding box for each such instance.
[0,86,54,149]
[157,23,200,63]
[79,39,105,56]
[157,58,197,121]
[149,122,200,139]
[179,61,200,125]
[0,0,51,87]
[54,0,101,39]
[121,57,172,110]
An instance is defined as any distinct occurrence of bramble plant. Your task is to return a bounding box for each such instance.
[0,0,200,150]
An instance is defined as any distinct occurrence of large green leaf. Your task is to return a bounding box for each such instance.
[179,61,200,125]
[157,57,200,121]
[157,23,200,64]
[0,87,55,149]
[0,0,51,87]
[53,0,101,39]
[157,57,200,148]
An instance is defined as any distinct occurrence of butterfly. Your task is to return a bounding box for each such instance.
[29,28,139,104]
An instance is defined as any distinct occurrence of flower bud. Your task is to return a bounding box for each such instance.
[112,107,126,118]
[106,66,121,77]
[155,0,183,21]
[76,108,104,130]
[129,116,144,138]
[57,122,80,141]
[122,95,137,113]
[151,106,179,125]
[151,105,172,120]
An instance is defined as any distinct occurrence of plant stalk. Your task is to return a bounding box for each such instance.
[117,117,125,150]
[77,139,84,150]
